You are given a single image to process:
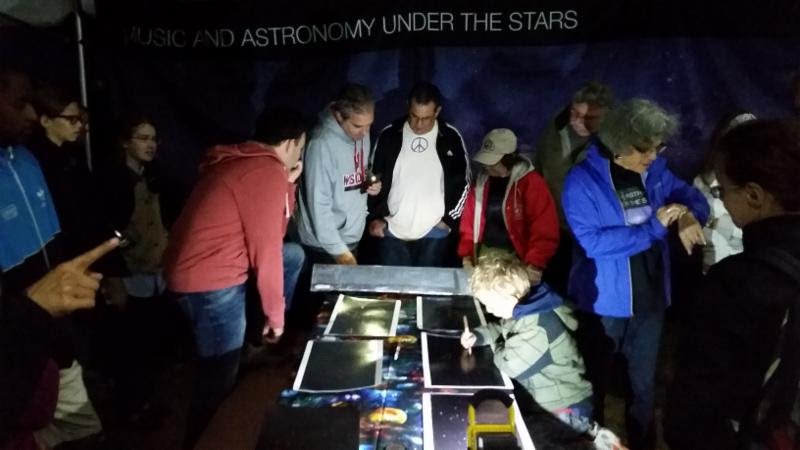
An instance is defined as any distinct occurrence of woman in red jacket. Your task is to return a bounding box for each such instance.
[458,128,559,283]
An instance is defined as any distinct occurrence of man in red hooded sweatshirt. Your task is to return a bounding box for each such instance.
[163,108,307,448]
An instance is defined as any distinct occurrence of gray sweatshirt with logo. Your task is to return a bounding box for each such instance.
[296,108,370,256]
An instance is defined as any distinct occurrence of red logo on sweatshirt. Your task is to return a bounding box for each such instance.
[343,170,365,191]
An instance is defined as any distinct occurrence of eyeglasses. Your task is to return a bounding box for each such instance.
[131,135,160,144]
[56,115,85,126]
[632,143,667,155]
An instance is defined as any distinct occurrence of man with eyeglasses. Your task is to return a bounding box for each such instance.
[366,81,470,267]
[29,86,121,265]
[536,81,614,226]
[535,81,614,297]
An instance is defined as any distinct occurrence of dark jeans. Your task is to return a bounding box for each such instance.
[244,242,306,344]
[100,294,185,416]
[543,229,574,298]
[175,283,247,449]
[577,308,664,450]
[283,242,306,310]
[290,245,359,328]
[378,227,449,267]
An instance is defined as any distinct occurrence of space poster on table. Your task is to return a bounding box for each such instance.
[293,339,384,393]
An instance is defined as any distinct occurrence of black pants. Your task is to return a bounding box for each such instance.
[543,230,574,298]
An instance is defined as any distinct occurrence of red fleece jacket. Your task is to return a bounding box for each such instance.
[458,169,559,268]
[164,141,295,329]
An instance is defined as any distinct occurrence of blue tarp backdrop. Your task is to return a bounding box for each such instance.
[4,2,800,199]
[100,37,800,198]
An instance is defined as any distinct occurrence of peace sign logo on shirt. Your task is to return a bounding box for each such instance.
[411,137,429,153]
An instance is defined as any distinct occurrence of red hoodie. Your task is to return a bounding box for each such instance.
[164,141,295,329]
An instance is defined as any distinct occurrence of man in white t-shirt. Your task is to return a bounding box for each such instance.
[367,82,470,267]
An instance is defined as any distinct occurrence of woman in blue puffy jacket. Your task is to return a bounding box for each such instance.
[562,98,709,449]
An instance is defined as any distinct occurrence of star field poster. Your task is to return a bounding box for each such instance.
[324,294,401,337]
[421,333,513,389]
[422,393,535,450]
[293,340,383,393]
[416,296,486,333]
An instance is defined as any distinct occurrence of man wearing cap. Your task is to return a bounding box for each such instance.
[367,82,470,267]
[458,129,559,284]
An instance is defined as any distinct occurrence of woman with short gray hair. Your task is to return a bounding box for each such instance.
[562,98,709,449]
[596,98,678,157]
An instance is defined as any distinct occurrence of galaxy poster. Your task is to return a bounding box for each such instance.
[416,296,486,333]
[421,333,513,389]
[324,294,401,337]
[422,393,535,450]
[293,340,384,393]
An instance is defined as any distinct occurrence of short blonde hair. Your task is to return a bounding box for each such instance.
[469,251,531,300]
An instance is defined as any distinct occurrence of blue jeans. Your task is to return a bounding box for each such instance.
[176,283,246,448]
[283,242,305,310]
[578,308,664,450]
[378,227,449,267]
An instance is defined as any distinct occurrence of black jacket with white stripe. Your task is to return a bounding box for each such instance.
[368,116,471,232]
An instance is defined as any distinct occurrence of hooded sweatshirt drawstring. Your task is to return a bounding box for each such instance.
[354,139,365,182]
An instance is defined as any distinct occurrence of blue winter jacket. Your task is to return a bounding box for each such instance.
[0,146,60,271]
[562,142,709,317]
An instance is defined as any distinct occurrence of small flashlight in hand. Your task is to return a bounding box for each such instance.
[361,170,381,193]
[113,230,132,249]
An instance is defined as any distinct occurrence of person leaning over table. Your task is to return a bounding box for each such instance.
[163,108,308,449]
[562,98,709,450]
[296,83,382,265]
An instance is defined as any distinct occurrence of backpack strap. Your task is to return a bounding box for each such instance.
[742,248,800,441]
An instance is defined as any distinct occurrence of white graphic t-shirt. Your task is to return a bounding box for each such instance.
[386,122,445,240]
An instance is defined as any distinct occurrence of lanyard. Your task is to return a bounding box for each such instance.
[353,140,365,180]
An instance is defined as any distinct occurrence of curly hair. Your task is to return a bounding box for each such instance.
[597,98,679,156]
[469,250,531,300]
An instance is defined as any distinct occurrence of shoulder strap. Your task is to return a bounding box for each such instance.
[748,247,800,285]
[742,247,800,439]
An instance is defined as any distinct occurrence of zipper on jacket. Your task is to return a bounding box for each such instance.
[6,151,51,269]
[606,162,634,316]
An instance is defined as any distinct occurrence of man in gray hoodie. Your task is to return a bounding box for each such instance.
[297,84,381,264]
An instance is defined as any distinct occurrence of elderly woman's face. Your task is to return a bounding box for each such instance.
[613,139,665,174]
